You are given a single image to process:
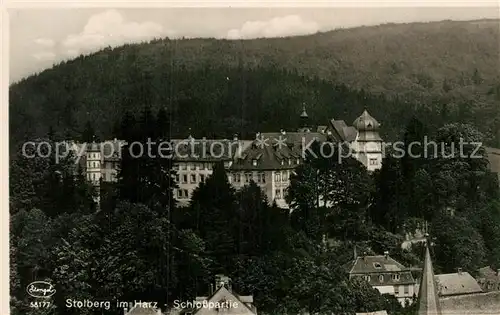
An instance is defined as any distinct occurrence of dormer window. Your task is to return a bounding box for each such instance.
[392,274,400,281]
[379,275,384,282]
[288,159,291,165]
[281,160,284,165]
[252,159,257,166]
[373,262,382,269]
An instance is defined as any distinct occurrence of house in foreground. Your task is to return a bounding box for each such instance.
[345,251,418,306]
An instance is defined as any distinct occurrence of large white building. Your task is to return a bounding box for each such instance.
[71,109,384,209]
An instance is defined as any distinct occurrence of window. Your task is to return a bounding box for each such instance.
[234,173,241,183]
[394,286,400,295]
[258,172,266,183]
[280,160,284,165]
[182,175,188,184]
[177,189,182,198]
[275,189,282,199]
[190,174,197,183]
[373,263,382,269]
[404,285,409,295]
[275,173,281,182]
[296,159,300,164]
[200,174,205,182]
[363,275,371,282]
[288,159,292,165]
[252,159,257,166]
[392,274,400,281]
[379,275,384,283]
[207,163,212,170]
[245,173,252,183]
[175,175,179,182]
[370,158,378,166]
[181,164,187,170]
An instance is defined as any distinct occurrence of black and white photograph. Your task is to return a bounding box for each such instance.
[5,2,500,315]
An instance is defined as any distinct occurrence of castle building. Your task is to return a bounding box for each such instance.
[72,109,384,209]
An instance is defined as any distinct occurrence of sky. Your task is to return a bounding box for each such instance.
[8,6,500,83]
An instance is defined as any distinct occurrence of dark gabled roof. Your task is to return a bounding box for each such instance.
[171,139,252,162]
[230,132,326,171]
[230,139,303,171]
[435,272,483,296]
[328,119,358,142]
[348,255,408,274]
[259,131,327,145]
[347,255,415,285]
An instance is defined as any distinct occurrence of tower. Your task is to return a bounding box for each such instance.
[352,109,383,171]
[417,235,442,315]
[86,142,102,207]
[298,104,310,133]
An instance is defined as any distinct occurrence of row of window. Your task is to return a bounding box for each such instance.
[251,158,300,167]
[274,171,290,182]
[394,285,410,295]
[230,172,266,184]
[175,174,207,184]
[362,273,401,282]
[275,188,285,200]
[174,163,214,171]
[177,189,190,199]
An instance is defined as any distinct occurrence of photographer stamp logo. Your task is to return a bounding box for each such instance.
[26,281,56,298]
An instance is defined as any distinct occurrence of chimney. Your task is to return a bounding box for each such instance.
[233,133,238,141]
[384,251,389,259]
[457,268,462,275]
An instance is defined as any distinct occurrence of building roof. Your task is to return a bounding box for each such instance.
[125,305,161,315]
[486,147,500,183]
[353,109,381,132]
[440,291,500,314]
[230,131,326,171]
[417,244,442,315]
[328,119,358,142]
[477,266,500,279]
[192,285,256,315]
[347,254,416,286]
[170,139,252,162]
[435,272,483,296]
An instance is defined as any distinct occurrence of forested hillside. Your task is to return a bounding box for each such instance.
[9,19,500,147]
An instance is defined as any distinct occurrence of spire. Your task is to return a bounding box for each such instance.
[300,103,310,131]
[417,235,442,315]
[300,103,308,119]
